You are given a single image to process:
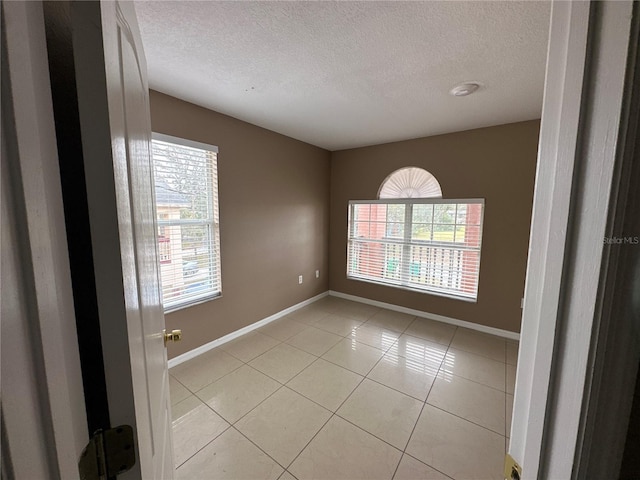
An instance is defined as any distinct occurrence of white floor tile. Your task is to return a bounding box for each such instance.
[506,341,519,366]
[176,427,283,480]
[196,365,280,423]
[169,375,191,406]
[406,405,505,480]
[171,395,229,467]
[349,323,401,351]
[337,379,423,449]
[311,313,364,336]
[286,326,342,356]
[322,337,384,376]
[289,416,402,480]
[249,343,316,383]
[365,309,415,333]
[367,352,439,401]
[170,348,243,392]
[235,387,331,467]
[393,454,452,480]
[427,375,505,434]
[440,348,506,391]
[287,358,363,412]
[449,328,506,362]
[259,318,310,341]
[405,318,457,346]
[221,331,281,363]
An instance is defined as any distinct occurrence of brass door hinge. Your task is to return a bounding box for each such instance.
[78,425,135,479]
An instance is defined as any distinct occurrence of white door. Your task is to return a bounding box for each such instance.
[48,1,173,478]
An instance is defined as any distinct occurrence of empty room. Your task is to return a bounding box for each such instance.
[141,1,540,478]
[3,1,639,480]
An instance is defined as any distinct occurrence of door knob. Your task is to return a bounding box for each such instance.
[163,329,182,346]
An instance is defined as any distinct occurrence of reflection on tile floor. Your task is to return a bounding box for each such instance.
[169,296,518,480]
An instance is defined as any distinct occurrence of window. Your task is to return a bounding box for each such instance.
[378,166,442,198]
[347,198,484,301]
[151,133,222,312]
[348,168,483,300]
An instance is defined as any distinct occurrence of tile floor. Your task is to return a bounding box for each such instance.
[169,297,518,480]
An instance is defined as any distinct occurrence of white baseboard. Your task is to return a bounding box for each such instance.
[329,290,520,341]
[167,291,329,368]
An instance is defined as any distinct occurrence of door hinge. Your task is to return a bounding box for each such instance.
[78,425,136,479]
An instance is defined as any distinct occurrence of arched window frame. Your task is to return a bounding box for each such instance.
[346,167,484,301]
[378,167,443,199]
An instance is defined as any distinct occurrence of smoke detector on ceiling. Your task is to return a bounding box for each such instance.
[449,82,482,97]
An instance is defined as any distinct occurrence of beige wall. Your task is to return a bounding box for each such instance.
[150,91,331,358]
[329,120,540,333]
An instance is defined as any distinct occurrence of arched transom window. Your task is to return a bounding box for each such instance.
[378,167,442,199]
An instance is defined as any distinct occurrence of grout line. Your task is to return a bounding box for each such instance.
[173,423,232,470]
[394,326,457,478]
[332,413,405,453]
[363,375,432,403]
[401,331,450,453]
[447,344,508,364]
[429,327,507,441]
[174,360,246,396]
[283,354,328,387]
[231,423,292,471]
[284,412,334,471]
[219,333,284,364]
[229,384,286,428]
[424,401,507,439]
[401,451,456,480]
[436,369,509,394]
[505,387,509,440]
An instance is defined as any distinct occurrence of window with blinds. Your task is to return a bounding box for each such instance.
[347,199,484,301]
[151,133,222,312]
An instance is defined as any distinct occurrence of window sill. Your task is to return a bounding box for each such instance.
[164,292,222,314]
[346,276,477,303]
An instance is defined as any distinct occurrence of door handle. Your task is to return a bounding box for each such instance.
[163,329,182,346]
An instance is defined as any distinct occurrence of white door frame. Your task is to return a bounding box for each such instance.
[1,1,88,478]
[510,1,639,478]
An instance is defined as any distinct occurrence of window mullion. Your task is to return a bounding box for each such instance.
[400,203,413,286]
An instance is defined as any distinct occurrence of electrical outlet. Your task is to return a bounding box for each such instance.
[298,275,303,284]
[504,454,522,480]
[315,270,320,278]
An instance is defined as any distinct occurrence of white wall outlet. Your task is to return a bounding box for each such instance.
[298,275,303,284]
[315,270,320,278]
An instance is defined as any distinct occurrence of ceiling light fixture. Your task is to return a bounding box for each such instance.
[449,82,482,97]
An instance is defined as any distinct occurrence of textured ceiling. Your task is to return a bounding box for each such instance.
[135,1,550,151]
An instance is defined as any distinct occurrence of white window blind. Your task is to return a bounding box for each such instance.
[347,199,484,301]
[151,133,222,312]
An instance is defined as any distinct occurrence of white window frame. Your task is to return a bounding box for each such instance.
[347,198,484,302]
[151,132,222,312]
